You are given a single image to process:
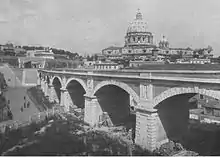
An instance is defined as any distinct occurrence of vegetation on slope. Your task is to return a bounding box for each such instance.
[27,86,55,112]
[1,114,153,156]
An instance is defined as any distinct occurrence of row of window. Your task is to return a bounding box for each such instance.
[95,65,119,70]
[127,36,152,43]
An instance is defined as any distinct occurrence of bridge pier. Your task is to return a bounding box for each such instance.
[60,88,69,112]
[135,107,158,152]
[37,74,41,86]
[40,78,43,91]
[41,79,46,94]
[84,94,102,126]
[44,82,49,97]
[48,86,59,103]
[46,84,53,101]
[65,91,75,109]
[49,86,55,103]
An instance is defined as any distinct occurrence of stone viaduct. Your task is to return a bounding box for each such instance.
[38,68,220,151]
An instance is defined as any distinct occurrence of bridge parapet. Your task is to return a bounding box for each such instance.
[38,68,220,152]
[39,69,220,84]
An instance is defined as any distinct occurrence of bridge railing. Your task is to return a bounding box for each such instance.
[39,68,220,81]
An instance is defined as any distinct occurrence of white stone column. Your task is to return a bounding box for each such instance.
[37,74,41,86]
[46,84,52,99]
[146,84,153,100]
[135,36,138,43]
[45,82,49,97]
[84,94,102,126]
[135,107,158,152]
[66,91,74,109]
[43,80,47,95]
[60,88,69,112]
[150,36,153,44]
[49,86,55,103]
[49,86,59,104]
[41,79,45,93]
[140,83,147,99]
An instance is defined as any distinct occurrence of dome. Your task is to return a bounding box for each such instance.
[124,9,154,47]
[160,36,168,43]
[159,35,169,49]
[127,9,148,33]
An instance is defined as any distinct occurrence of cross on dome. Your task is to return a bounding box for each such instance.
[136,8,142,20]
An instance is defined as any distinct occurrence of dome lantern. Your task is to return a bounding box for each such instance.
[136,8,143,20]
[159,35,169,49]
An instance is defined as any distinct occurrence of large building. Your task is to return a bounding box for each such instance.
[122,9,155,58]
[102,9,156,60]
[26,47,54,59]
[102,9,213,63]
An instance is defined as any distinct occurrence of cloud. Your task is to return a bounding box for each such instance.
[0,0,219,55]
[0,14,9,23]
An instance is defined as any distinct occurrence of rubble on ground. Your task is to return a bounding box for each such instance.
[68,108,84,121]
[154,141,199,156]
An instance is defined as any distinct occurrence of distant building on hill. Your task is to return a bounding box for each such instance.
[129,60,164,67]
[94,61,123,70]
[101,9,213,65]
[190,95,220,125]
[176,58,211,64]
[102,46,123,60]
[26,47,54,59]
[18,57,46,69]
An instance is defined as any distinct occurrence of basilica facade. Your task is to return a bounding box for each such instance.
[102,10,211,62]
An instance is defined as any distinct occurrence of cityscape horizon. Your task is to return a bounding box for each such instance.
[0,0,219,56]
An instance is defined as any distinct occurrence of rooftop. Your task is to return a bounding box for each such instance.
[199,99,220,109]
[130,64,220,71]
[102,46,122,51]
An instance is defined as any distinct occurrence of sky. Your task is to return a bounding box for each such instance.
[0,0,220,56]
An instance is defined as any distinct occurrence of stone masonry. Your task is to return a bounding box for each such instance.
[38,69,220,152]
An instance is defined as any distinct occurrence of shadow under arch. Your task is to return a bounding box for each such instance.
[52,76,62,103]
[153,87,220,155]
[94,84,136,136]
[64,78,87,94]
[93,80,140,104]
[46,75,50,85]
[65,79,86,109]
[39,72,42,80]
[152,87,220,108]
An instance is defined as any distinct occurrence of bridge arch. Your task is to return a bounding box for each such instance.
[93,80,140,104]
[92,80,138,128]
[38,72,42,79]
[152,86,220,153]
[51,76,62,103]
[51,76,62,86]
[64,77,87,93]
[45,75,50,84]
[153,86,220,107]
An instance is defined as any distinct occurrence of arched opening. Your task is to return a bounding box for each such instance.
[24,61,32,68]
[154,93,220,155]
[66,80,86,110]
[52,77,61,103]
[46,75,50,85]
[94,85,136,135]
[39,72,42,79]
